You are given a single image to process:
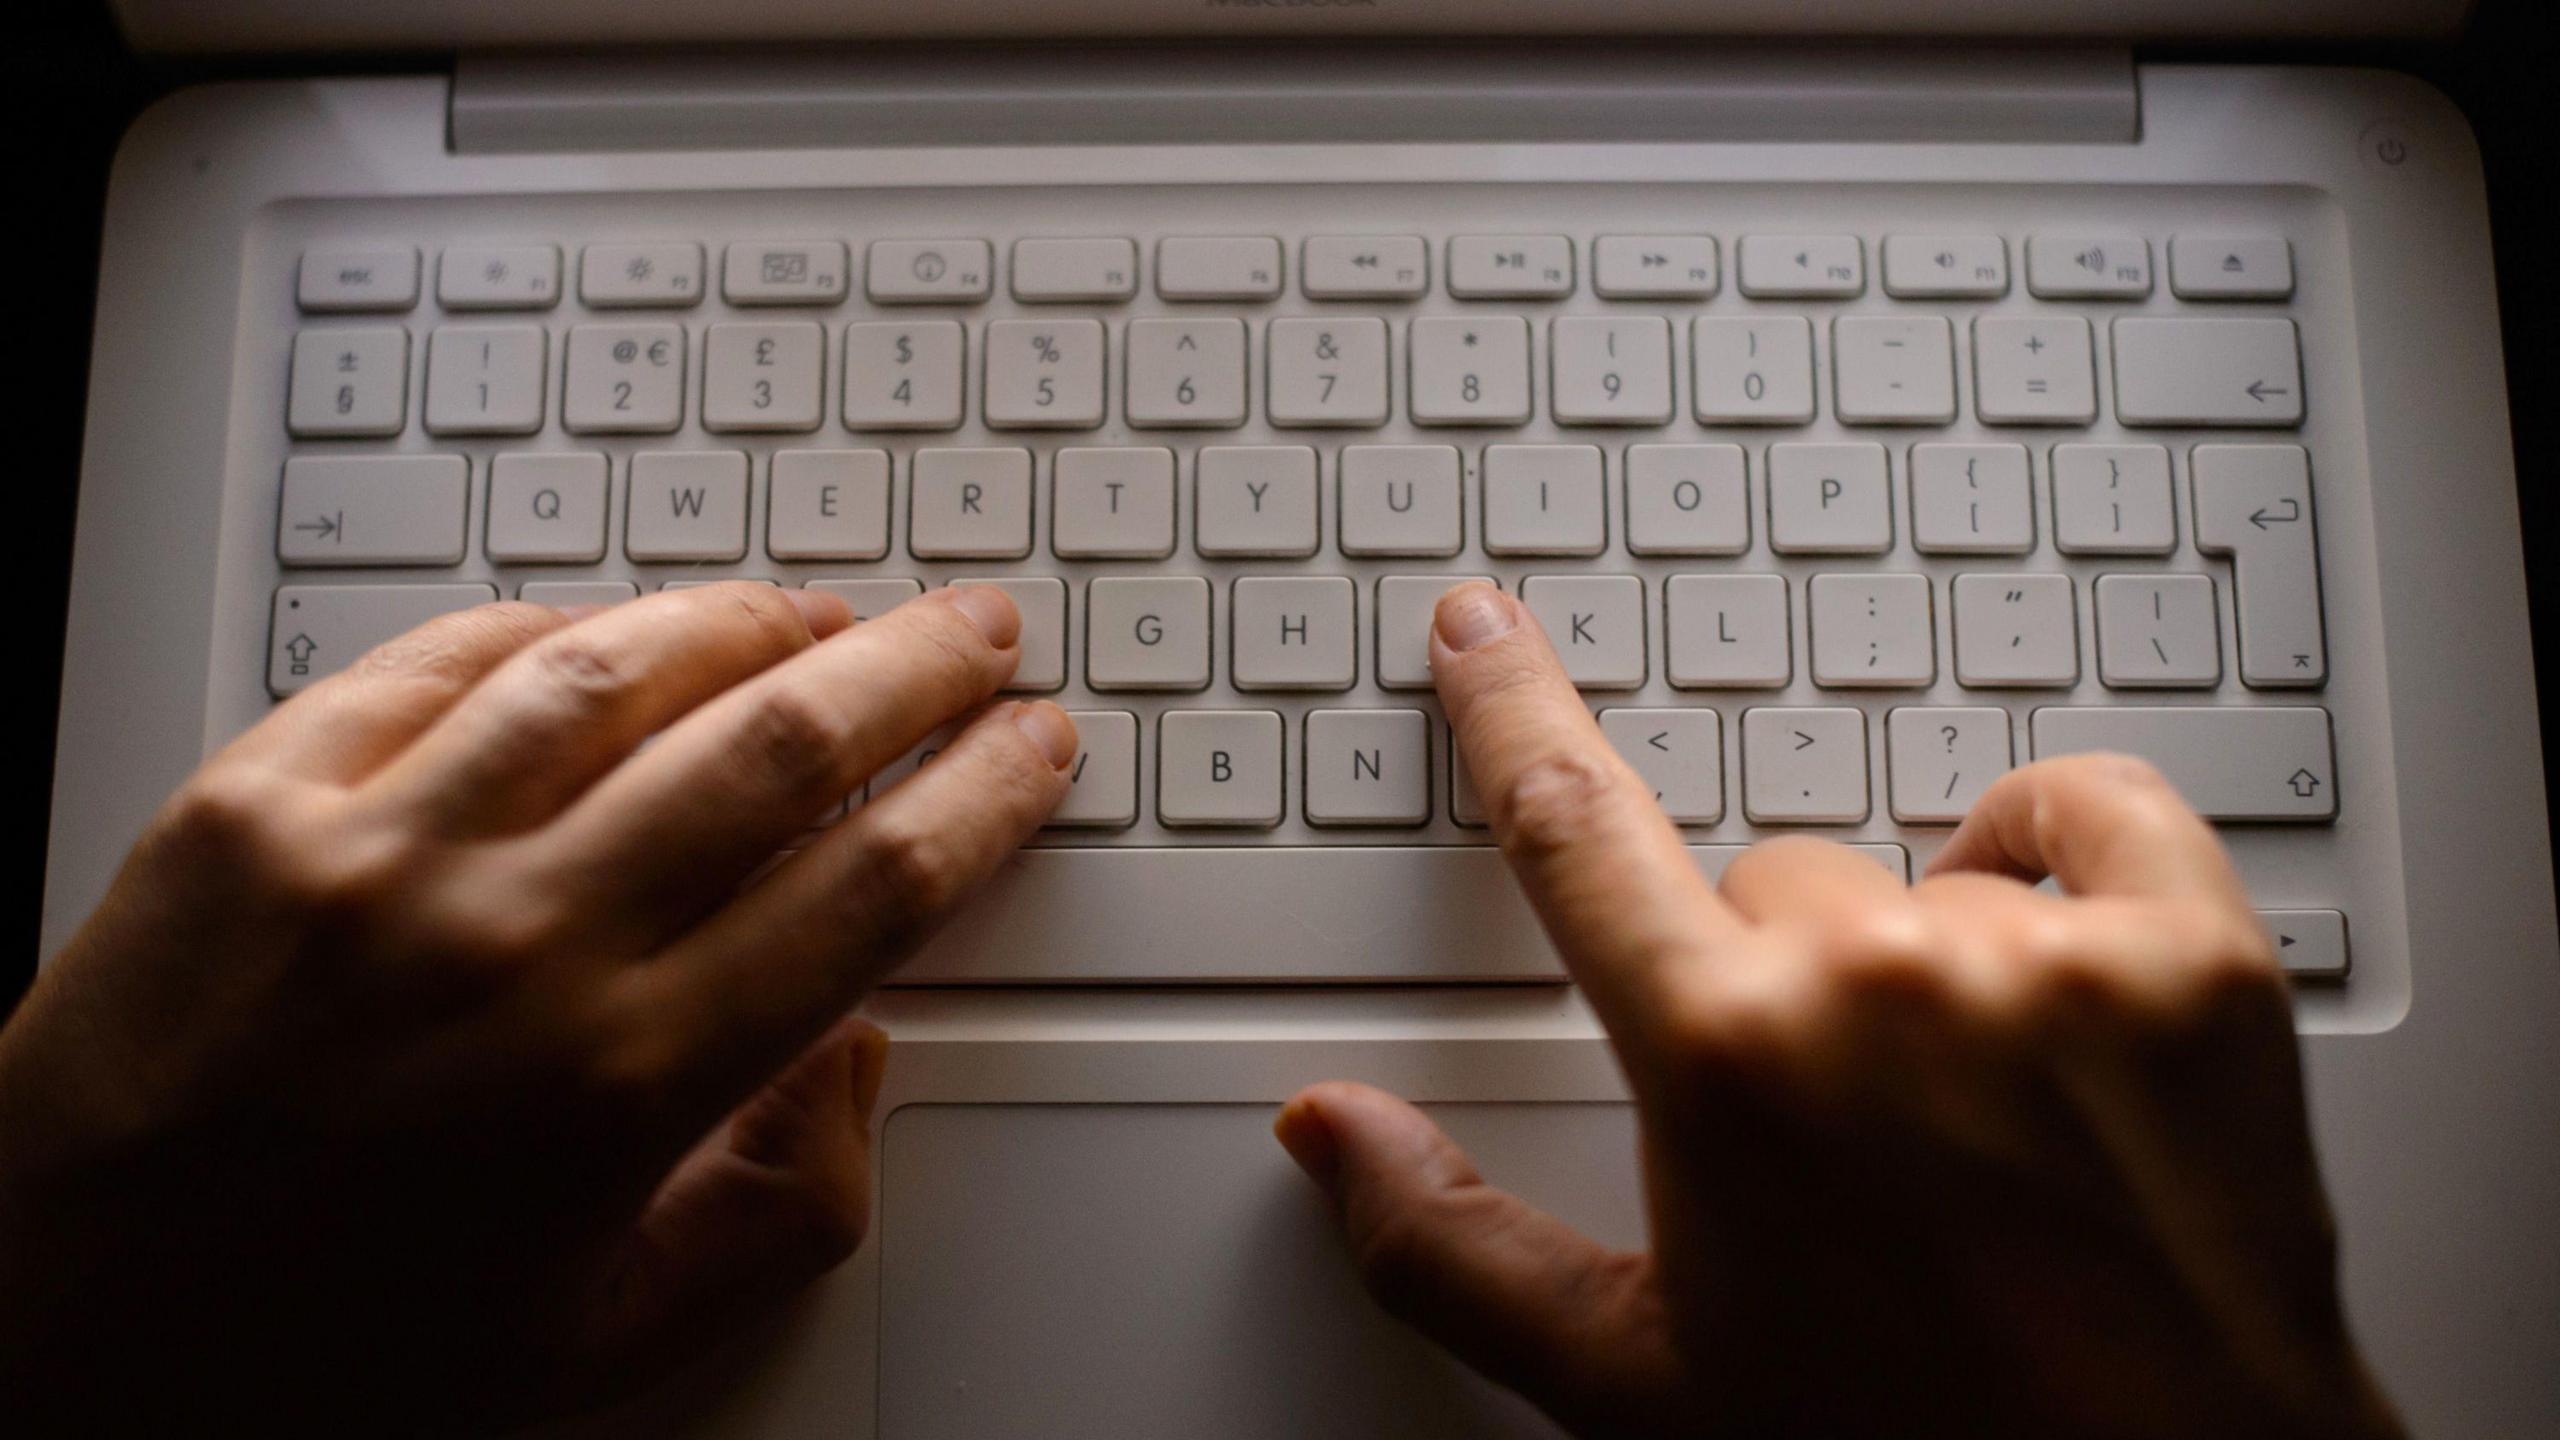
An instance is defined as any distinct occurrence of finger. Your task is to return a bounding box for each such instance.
[530,587,1025,937]
[1928,753,2251,910]
[1909,870,2280,1008]
[1275,1082,1682,1435]
[1715,834,1912,929]
[1428,582,1737,1033]
[615,700,1072,1115]
[221,602,572,783]
[575,1016,887,1392]
[362,582,851,835]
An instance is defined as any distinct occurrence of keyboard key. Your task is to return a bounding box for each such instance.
[424,324,546,436]
[1156,237,1283,301]
[1551,316,1674,425]
[1302,235,1430,299]
[1482,444,1606,556]
[703,321,824,432]
[866,239,993,304]
[1880,235,2009,299]
[563,323,685,434]
[287,327,408,438]
[1741,707,1869,824]
[722,241,848,305]
[520,581,636,607]
[768,450,891,561]
[1126,318,1248,428]
[1909,443,2034,554]
[2112,318,2303,427]
[2170,236,2295,301]
[276,455,467,567]
[1052,447,1176,559]
[1692,317,1816,424]
[2193,444,2326,686]
[1951,573,2078,687]
[1011,237,1139,302]
[2026,235,2153,299]
[1809,573,1935,688]
[1087,577,1212,692]
[805,577,923,621]
[910,448,1033,559]
[1050,711,1140,829]
[438,244,561,311]
[985,318,1107,429]
[1267,317,1389,428]
[1737,234,1864,298]
[487,452,609,564]
[2051,444,2176,554]
[1159,710,1285,827]
[269,583,496,696]
[2029,706,2336,821]
[1833,316,1956,425]
[843,320,966,431]
[953,577,1067,691]
[1377,575,1493,690]
[1305,709,1431,827]
[1232,576,1357,691]
[2260,909,2348,979]
[2095,573,2222,688]
[1409,316,1532,425]
[1522,575,1646,689]
[626,451,749,562]
[1340,445,1463,557]
[1196,446,1319,557]
[1666,574,1790,689]
[298,246,419,313]
[1447,235,1574,298]
[1626,444,1750,556]
[578,242,704,308]
[1599,708,1724,824]
[1973,316,2096,425]
[1886,707,2013,823]
[1767,443,1892,553]
[1591,236,1719,299]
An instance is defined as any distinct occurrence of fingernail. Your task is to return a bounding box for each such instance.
[942,585,1022,649]
[1012,700,1079,770]
[1434,582,1516,653]
[847,1019,890,1124]
[786,588,855,638]
[1273,1097,1342,1192]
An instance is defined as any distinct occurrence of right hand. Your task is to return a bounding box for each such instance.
[1276,581,2404,1440]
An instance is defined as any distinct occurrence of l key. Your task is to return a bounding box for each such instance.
[2193,444,2326,686]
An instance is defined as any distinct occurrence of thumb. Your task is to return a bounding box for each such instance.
[1276,1081,1684,1436]
[578,1015,889,1387]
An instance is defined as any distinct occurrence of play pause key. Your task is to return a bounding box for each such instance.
[2257,909,2348,980]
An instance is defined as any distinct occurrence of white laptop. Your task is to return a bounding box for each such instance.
[47,0,2560,1434]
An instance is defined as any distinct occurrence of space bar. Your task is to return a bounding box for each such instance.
[899,847,1564,983]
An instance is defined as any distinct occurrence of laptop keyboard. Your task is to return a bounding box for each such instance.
[267,226,2342,974]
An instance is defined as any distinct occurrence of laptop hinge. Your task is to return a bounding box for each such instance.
[448,42,2139,154]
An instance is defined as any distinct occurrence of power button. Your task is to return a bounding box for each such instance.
[2361,121,2416,170]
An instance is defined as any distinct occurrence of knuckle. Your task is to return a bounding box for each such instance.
[851,818,976,953]
[526,631,648,717]
[1346,1203,1445,1315]
[706,581,814,658]
[1489,751,1624,859]
[1653,963,1820,1089]
[1811,907,1953,999]
[729,685,857,798]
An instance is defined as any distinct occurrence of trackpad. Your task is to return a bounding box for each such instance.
[878,1102,1643,1439]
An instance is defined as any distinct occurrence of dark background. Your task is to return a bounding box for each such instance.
[5,3,2555,1012]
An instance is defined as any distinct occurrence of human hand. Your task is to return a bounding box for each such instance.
[0,583,1076,1430]
[1276,581,2402,1440]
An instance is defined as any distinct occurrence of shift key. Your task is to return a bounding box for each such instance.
[2030,706,2336,820]
[269,583,496,697]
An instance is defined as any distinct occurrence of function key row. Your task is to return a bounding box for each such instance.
[296,233,2297,314]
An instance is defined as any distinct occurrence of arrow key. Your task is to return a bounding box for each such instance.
[2256,908,2348,979]
[1600,708,1725,824]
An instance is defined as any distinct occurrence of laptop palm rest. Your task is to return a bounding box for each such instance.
[878,1102,1643,1439]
